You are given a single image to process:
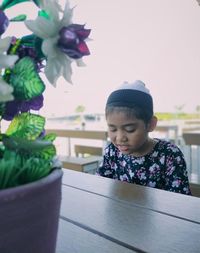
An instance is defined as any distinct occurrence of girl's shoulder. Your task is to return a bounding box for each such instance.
[154,138,182,154]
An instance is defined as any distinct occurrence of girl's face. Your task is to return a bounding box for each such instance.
[106,110,157,157]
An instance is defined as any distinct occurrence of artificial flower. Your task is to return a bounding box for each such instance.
[0,9,9,35]
[57,24,91,59]
[3,95,44,120]
[0,78,14,102]
[0,0,91,189]
[0,36,18,102]
[0,37,18,69]
[38,0,63,20]
[25,0,90,86]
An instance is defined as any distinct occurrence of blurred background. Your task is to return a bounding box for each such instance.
[4,0,200,183]
[5,0,200,126]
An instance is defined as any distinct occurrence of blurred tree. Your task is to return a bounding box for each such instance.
[175,104,185,114]
[75,105,86,129]
[75,105,86,113]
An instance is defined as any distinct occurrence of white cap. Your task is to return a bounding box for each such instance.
[117,80,150,95]
[106,79,153,115]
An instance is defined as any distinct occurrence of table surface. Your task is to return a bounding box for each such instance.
[56,169,200,253]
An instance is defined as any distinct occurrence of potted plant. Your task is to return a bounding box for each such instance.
[0,0,91,252]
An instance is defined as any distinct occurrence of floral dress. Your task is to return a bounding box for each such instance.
[97,139,191,195]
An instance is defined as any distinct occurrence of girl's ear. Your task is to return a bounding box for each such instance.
[147,116,157,132]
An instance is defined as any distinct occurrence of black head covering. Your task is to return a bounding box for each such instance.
[106,80,153,116]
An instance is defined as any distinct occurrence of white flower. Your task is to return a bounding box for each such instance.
[0,79,14,102]
[25,0,84,86]
[0,37,18,102]
[0,37,18,69]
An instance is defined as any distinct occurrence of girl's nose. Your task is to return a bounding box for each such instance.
[116,131,127,142]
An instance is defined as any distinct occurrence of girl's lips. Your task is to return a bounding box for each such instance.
[117,145,129,152]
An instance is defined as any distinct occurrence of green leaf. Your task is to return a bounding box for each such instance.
[0,142,5,154]
[34,36,45,59]
[32,143,56,160]
[0,151,53,189]
[43,133,57,142]
[7,38,21,55]
[6,112,45,140]
[21,34,36,47]
[20,35,45,59]
[10,14,27,22]
[38,10,49,19]
[10,57,45,100]
[3,113,57,160]
[0,0,31,10]
[0,151,20,189]
[3,134,56,159]
[32,0,40,7]
[2,135,52,151]
[18,157,51,184]
[0,103,5,117]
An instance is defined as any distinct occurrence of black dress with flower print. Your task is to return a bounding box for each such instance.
[97,139,191,195]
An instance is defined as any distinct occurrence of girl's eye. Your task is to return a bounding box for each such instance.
[125,128,136,133]
[108,127,117,132]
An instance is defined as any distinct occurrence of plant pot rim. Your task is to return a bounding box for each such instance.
[0,168,63,198]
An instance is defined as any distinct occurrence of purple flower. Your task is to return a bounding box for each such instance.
[57,24,91,59]
[17,45,37,59]
[0,10,9,36]
[16,45,44,72]
[3,95,44,121]
[20,95,44,112]
[3,100,21,120]
[38,129,45,138]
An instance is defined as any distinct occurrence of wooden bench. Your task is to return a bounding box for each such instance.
[46,129,108,173]
[184,120,200,125]
[74,144,103,157]
[190,183,200,198]
[182,132,200,146]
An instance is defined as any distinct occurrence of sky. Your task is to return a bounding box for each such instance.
[4,0,200,117]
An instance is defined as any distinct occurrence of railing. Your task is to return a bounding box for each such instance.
[46,129,108,157]
[46,127,179,173]
[181,131,200,184]
[46,127,200,186]
[46,129,108,173]
[47,126,178,157]
[153,125,179,144]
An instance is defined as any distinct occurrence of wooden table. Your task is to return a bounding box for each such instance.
[56,169,200,253]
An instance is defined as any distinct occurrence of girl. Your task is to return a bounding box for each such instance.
[97,80,191,195]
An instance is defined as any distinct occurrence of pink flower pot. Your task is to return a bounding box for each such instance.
[0,169,63,253]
